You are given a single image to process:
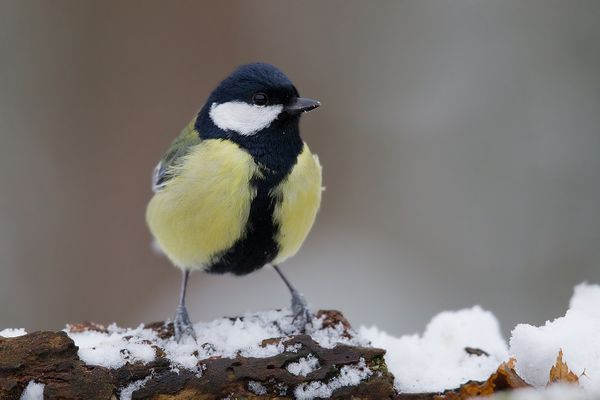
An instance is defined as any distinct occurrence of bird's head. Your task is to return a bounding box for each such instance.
[197,63,320,137]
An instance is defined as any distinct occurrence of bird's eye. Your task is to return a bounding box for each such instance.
[252,92,268,106]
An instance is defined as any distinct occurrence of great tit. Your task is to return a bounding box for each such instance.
[146,63,322,341]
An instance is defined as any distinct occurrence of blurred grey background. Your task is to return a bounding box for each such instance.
[1,0,599,337]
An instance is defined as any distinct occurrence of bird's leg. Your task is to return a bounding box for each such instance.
[272,265,313,332]
[173,269,197,342]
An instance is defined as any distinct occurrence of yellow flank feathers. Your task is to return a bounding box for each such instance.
[146,139,257,270]
[272,143,323,264]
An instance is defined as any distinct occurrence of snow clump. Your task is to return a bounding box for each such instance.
[0,328,27,338]
[360,305,509,393]
[510,283,600,393]
[294,358,371,400]
[287,354,321,376]
[19,381,44,400]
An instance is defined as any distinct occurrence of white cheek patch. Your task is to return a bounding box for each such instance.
[209,101,283,136]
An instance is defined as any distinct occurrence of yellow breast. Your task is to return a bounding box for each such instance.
[272,143,323,264]
[146,139,257,269]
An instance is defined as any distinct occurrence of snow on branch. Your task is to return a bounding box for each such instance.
[1,283,599,399]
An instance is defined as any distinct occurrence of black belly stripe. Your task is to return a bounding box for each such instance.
[197,110,304,275]
[206,172,280,275]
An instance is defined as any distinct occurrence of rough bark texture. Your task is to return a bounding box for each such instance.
[0,310,530,399]
[0,310,396,399]
[0,331,114,399]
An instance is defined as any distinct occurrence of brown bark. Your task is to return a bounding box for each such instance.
[0,310,530,399]
[0,310,396,399]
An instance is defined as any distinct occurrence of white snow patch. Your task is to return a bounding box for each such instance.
[510,283,600,393]
[68,324,155,369]
[119,375,152,400]
[310,315,368,349]
[1,328,27,338]
[477,385,599,400]
[360,306,509,393]
[285,342,303,353]
[287,354,320,376]
[66,309,362,371]
[247,380,268,395]
[294,358,372,399]
[20,381,44,400]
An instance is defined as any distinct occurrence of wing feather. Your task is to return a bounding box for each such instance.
[152,118,202,192]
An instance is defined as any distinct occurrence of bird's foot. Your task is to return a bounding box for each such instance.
[173,304,197,343]
[290,289,314,333]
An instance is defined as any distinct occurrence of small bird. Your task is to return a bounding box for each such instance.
[146,63,322,341]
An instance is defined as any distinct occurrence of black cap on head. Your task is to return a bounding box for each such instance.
[209,63,298,106]
[196,62,319,150]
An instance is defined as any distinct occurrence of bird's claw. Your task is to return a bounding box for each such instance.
[291,289,314,333]
[174,304,197,343]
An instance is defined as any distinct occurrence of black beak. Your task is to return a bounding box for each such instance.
[284,97,321,115]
